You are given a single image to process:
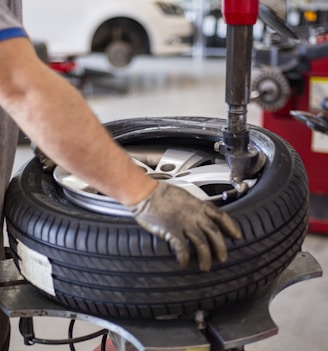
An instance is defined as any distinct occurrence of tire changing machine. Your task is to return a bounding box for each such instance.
[0,1,322,350]
[0,252,321,351]
[252,12,328,234]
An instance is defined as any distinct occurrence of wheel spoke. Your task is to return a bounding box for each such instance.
[174,163,230,187]
[132,158,155,174]
[166,178,223,201]
[131,148,231,201]
[154,148,212,176]
[55,142,258,215]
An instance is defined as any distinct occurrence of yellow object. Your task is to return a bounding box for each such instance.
[304,10,318,22]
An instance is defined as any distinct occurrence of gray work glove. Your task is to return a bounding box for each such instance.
[129,182,242,271]
[31,142,57,172]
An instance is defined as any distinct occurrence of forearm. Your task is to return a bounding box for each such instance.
[0,38,242,272]
[0,38,157,205]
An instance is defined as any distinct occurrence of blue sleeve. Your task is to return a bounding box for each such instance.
[0,1,27,42]
[0,27,26,41]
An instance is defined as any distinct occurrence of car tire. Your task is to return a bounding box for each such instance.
[5,117,309,319]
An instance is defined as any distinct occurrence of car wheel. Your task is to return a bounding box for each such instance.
[105,40,133,68]
[5,117,309,319]
[92,18,149,68]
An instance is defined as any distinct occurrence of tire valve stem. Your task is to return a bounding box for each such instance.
[194,310,206,330]
[223,181,249,201]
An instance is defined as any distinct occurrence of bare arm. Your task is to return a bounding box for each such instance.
[0,37,242,270]
[0,37,157,205]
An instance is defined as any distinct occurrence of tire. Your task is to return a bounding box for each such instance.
[5,117,309,319]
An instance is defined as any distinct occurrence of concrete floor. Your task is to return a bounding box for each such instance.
[6,55,328,351]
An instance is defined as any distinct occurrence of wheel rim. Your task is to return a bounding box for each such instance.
[54,138,257,217]
[105,40,133,68]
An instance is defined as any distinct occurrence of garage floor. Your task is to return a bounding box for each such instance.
[7,55,328,351]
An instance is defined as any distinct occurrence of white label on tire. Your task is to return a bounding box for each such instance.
[17,240,55,296]
[312,131,328,153]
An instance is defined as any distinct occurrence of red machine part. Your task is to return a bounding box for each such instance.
[50,60,77,73]
[222,0,259,25]
[262,56,328,234]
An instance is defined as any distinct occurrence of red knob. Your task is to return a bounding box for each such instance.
[222,0,259,25]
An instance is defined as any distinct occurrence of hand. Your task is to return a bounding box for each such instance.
[31,142,57,172]
[128,182,242,271]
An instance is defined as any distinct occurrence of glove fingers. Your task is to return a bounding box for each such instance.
[184,230,212,271]
[205,205,242,240]
[202,221,228,263]
[168,235,190,268]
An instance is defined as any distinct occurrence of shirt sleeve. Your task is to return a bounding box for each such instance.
[0,2,27,42]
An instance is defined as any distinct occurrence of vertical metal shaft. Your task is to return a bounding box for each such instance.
[225,25,254,134]
[220,0,266,187]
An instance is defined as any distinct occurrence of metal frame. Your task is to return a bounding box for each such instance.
[0,252,322,351]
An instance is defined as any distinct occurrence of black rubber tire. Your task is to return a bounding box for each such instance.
[5,117,309,319]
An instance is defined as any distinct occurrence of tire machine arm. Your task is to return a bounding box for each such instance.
[221,0,266,195]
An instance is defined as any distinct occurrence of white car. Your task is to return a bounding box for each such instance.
[22,0,193,67]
